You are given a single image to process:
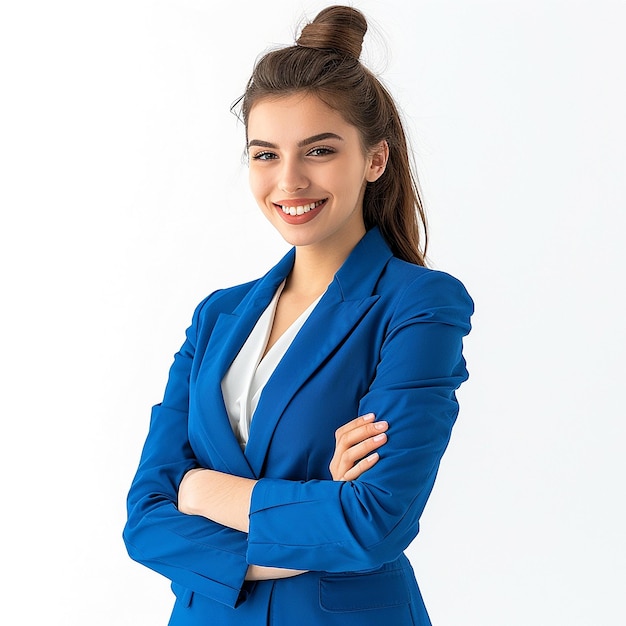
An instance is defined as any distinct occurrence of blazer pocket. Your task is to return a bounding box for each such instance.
[170,581,194,608]
[319,568,410,613]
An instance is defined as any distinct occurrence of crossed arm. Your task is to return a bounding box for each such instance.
[177,412,389,580]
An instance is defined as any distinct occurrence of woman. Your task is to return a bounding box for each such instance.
[123,6,473,625]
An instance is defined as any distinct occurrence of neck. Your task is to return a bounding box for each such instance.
[287,227,366,297]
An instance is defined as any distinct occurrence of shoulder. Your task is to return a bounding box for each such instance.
[379,258,474,332]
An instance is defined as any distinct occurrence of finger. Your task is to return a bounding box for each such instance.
[342,452,380,481]
[331,421,387,476]
[336,420,388,457]
[330,430,388,481]
[335,413,375,440]
[330,416,386,481]
[335,420,387,452]
[341,431,388,467]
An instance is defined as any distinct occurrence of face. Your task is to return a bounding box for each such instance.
[247,93,387,252]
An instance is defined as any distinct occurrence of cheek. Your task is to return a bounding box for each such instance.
[248,169,269,204]
[329,161,368,199]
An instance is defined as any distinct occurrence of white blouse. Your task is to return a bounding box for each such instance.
[221,281,323,450]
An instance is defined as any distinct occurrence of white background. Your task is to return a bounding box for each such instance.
[1,1,624,624]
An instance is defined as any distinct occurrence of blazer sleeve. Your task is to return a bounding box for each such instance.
[122,294,252,608]
[247,270,473,572]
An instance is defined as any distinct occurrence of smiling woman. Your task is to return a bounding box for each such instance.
[123,5,473,625]
[247,94,387,255]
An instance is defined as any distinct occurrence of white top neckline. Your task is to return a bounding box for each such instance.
[220,281,323,450]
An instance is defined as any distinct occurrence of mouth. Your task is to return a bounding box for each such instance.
[274,199,327,216]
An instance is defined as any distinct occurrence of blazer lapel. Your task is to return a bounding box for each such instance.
[244,228,393,476]
[190,249,295,477]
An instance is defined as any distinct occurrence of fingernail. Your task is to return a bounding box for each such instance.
[373,433,387,442]
[362,413,375,422]
[367,452,379,462]
[374,420,388,431]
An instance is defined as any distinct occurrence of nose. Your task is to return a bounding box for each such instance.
[278,157,309,194]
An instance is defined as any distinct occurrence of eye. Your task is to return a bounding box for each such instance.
[251,151,278,161]
[307,146,336,157]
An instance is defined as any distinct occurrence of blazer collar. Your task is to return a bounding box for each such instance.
[243,225,394,306]
[192,228,394,477]
[236,226,393,311]
[332,226,393,301]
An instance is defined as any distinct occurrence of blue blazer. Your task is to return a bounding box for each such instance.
[123,227,473,625]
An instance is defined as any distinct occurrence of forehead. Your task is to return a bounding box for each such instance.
[247,93,359,142]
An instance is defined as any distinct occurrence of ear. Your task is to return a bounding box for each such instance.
[365,140,389,183]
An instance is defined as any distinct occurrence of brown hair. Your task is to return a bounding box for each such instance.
[235,5,428,266]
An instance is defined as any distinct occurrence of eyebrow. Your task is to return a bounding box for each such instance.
[247,132,344,150]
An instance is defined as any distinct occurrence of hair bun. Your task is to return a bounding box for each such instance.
[297,5,367,60]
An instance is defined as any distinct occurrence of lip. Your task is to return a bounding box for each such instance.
[273,198,327,225]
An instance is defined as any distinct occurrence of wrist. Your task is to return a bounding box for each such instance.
[178,468,255,533]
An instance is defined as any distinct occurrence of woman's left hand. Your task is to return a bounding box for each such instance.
[329,413,388,481]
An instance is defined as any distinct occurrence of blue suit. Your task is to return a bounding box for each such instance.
[123,227,473,625]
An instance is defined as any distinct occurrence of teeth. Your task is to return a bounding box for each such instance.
[280,200,325,215]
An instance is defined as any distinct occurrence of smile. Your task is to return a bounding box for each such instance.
[277,199,327,216]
